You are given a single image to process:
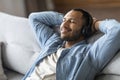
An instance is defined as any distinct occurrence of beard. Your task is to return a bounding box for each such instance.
[61,30,82,41]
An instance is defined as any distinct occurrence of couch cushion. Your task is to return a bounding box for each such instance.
[0,42,7,80]
[95,74,120,80]
[5,69,24,80]
[95,51,120,80]
[102,51,120,75]
[0,12,41,75]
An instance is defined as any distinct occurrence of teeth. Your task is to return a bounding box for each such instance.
[61,29,68,33]
[61,26,71,33]
[63,29,67,31]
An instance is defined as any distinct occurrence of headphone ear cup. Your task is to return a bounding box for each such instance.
[81,26,92,39]
[81,26,86,37]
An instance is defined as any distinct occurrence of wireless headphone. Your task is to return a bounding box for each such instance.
[81,16,93,39]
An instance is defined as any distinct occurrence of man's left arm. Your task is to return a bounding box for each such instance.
[90,19,120,71]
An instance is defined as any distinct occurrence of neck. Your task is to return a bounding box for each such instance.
[64,36,84,48]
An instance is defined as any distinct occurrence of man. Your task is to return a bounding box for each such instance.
[22,9,120,80]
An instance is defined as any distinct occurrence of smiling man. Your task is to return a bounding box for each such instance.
[22,9,120,80]
[60,10,93,48]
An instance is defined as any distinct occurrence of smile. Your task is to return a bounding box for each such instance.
[61,28,71,34]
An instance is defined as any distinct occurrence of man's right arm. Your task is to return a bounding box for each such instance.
[28,11,63,48]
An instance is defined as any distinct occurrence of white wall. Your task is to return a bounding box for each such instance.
[0,0,26,17]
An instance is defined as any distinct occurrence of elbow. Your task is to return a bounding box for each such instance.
[113,23,120,35]
[28,13,37,23]
[108,19,120,35]
[110,24,120,40]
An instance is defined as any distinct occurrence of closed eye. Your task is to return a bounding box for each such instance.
[70,19,76,23]
[63,18,77,24]
[62,18,66,22]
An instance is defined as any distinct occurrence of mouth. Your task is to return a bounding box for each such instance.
[61,28,71,34]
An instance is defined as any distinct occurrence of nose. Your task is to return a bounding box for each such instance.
[62,20,69,27]
[60,21,68,31]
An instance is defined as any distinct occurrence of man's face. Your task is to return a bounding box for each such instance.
[60,10,84,41]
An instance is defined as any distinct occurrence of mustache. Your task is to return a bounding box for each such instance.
[60,25,72,32]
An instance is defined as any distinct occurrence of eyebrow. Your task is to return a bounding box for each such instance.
[63,17,77,21]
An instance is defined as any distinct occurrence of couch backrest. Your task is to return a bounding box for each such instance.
[0,12,41,75]
[0,12,120,80]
